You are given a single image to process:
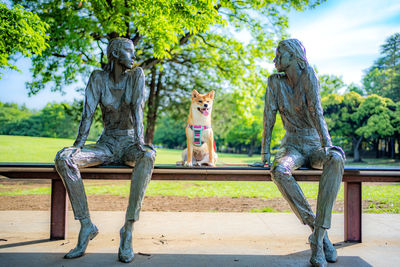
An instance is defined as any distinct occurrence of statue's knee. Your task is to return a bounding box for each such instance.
[54,147,73,167]
[143,150,156,163]
[271,164,291,183]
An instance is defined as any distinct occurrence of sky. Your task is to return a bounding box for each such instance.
[0,0,399,109]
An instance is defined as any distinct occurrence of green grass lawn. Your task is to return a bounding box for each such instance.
[1,135,399,213]
[0,135,260,165]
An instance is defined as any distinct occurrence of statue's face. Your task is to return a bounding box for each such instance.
[117,42,136,69]
[274,46,291,72]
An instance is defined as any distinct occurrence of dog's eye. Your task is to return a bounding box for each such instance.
[198,100,202,103]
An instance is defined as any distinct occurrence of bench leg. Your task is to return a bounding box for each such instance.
[344,181,362,242]
[50,179,68,240]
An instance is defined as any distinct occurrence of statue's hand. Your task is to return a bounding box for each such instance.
[64,146,81,157]
[145,144,157,153]
[262,151,271,166]
[136,142,146,152]
[323,145,346,160]
[73,140,84,149]
[249,161,266,167]
[249,152,270,167]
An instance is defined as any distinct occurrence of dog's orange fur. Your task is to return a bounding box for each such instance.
[181,89,217,167]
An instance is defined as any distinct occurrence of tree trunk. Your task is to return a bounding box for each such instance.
[374,139,379,158]
[390,137,395,159]
[397,138,400,159]
[144,68,163,144]
[248,145,254,157]
[353,136,363,162]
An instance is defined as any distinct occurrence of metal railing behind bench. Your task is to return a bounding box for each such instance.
[1,163,400,243]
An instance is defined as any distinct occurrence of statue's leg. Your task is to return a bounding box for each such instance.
[119,147,156,263]
[309,148,344,264]
[54,145,110,259]
[270,146,315,226]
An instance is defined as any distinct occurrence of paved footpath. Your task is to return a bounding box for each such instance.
[0,211,399,266]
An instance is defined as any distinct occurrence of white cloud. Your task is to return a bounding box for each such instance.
[287,0,400,85]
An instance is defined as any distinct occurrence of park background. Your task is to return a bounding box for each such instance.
[0,0,400,214]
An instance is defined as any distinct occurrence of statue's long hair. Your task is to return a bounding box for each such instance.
[103,37,134,72]
[278,39,308,70]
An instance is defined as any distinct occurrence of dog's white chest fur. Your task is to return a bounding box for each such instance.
[187,127,212,145]
[191,107,211,125]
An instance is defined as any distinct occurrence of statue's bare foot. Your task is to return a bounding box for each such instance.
[64,223,98,259]
[118,226,134,263]
[323,232,337,262]
[309,234,327,267]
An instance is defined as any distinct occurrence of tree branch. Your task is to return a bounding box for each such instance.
[52,53,66,58]
[140,58,162,70]
[132,31,141,46]
[198,34,219,48]
[179,32,193,45]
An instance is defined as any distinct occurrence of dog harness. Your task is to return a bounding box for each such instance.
[188,125,211,146]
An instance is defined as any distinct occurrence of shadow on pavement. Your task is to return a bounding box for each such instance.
[0,252,372,267]
[0,239,58,249]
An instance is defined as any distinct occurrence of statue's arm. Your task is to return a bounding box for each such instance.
[262,75,278,164]
[73,71,101,148]
[304,68,332,147]
[132,68,146,146]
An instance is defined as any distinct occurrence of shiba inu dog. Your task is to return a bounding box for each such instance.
[179,89,218,167]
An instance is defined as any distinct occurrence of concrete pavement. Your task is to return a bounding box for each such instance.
[0,211,399,266]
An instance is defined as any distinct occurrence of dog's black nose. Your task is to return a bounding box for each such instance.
[204,103,208,107]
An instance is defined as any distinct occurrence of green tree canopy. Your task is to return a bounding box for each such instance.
[11,0,324,143]
[362,33,400,101]
[319,74,345,98]
[322,92,396,162]
[355,95,395,140]
[0,3,49,75]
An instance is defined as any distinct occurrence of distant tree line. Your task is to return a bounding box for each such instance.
[0,102,102,141]
[323,92,400,162]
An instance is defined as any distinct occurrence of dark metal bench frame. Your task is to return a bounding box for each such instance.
[1,163,400,243]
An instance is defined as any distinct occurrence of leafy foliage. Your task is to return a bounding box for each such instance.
[322,92,397,161]
[355,95,395,139]
[153,115,186,148]
[363,33,400,101]
[0,102,31,125]
[11,0,324,145]
[319,74,345,97]
[0,102,101,140]
[0,3,49,75]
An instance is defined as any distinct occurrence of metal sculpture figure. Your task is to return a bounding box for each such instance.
[262,39,345,267]
[54,37,155,263]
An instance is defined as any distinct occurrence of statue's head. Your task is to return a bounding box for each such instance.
[104,37,135,72]
[275,39,308,71]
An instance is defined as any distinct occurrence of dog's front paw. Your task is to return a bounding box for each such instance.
[203,162,215,167]
[185,162,193,167]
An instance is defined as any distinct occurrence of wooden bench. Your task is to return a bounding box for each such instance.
[1,163,399,243]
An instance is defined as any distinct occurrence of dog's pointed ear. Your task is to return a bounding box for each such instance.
[192,89,199,99]
[208,90,215,99]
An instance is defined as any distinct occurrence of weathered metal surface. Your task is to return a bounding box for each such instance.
[261,39,347,265]
[51,38,155,261]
